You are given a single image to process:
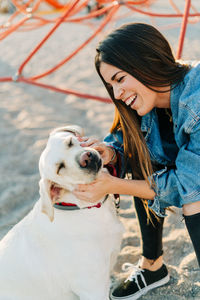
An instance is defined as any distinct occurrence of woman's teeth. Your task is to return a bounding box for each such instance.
[126,95,137,106]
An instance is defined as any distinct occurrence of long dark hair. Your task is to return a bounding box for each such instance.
[95,22,190,183]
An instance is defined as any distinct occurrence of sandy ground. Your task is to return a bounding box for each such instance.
[0,1,200,298]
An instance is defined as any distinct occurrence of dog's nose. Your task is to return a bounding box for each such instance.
[79,151,102,172]
[79,151,92,167]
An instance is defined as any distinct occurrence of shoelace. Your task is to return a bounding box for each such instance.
[122,262,147,290]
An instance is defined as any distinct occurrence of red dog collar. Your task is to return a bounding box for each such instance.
[54,196,108,211]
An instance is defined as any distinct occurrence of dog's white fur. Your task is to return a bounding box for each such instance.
[0,125,123,300]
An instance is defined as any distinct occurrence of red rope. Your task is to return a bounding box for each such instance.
[18,0,81,75]
[0,77,13,82]
[19,77,111,103]
[176,0,191,59]
[44,0,65,9]
[29,3,119,80]
[0,15,30,41]
[126,2,200,18]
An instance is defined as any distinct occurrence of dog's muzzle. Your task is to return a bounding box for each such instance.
[78,151,102,173]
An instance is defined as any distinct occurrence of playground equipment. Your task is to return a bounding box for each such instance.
[0,0,199,102]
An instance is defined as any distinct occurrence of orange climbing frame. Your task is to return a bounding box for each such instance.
[0,0,199,102]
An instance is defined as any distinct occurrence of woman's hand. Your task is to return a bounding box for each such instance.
[77,136,115,165]
[73,171,113,202]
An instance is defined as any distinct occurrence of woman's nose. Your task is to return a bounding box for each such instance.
[113,86,124,100]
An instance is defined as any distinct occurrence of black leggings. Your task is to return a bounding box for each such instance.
[134,197,164,260]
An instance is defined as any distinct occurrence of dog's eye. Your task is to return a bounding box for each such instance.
[57,162,66,175]
[68,137,73,147]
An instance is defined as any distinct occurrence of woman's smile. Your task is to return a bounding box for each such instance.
[124,94,137,107]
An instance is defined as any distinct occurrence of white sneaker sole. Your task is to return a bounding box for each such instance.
[110,274,170,300]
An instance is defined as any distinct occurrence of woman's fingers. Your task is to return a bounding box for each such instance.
[77,136,89,142]
[83,139,99,147]
[73,189,96,202]
[77,136,112,164]
[74,183,90,192]
[79,137,99,147]
[77,135,106,151]
[73,171,111,202]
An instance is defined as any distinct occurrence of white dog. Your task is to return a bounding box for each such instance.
[0,125,123,300]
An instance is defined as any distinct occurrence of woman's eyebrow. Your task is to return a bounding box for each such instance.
[111,71,123,81]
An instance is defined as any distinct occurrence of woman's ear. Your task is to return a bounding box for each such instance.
[39,179,54,222]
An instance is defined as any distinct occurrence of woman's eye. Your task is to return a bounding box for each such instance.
[117,76,125,83]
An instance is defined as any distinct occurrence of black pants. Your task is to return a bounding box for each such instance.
[184,213,200,266]
[134,197,164,260]
[134,197,200,266]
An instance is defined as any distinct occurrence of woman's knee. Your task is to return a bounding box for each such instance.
[182,200,200,216]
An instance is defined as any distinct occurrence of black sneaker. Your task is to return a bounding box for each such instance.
[110,263,170,300]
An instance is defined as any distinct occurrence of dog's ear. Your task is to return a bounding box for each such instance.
[39,179,54,222]
[50,125,84,137]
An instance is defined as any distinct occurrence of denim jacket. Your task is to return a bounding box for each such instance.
[104,62,200,217]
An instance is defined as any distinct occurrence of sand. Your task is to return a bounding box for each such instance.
[0,1,200,298]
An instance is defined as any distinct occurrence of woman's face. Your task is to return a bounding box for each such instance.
[99,62,170,116]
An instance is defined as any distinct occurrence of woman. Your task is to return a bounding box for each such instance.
[74,23,200,300]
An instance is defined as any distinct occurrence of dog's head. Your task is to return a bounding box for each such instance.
[39,125,102,221]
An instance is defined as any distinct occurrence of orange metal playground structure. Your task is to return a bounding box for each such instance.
[0,0,199,102]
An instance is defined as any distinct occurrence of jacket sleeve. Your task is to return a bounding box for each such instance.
[148,119,200,217]
[103,130,126,178]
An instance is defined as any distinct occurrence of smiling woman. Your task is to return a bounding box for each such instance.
[99,62,171,116]
[74,22,200,300]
